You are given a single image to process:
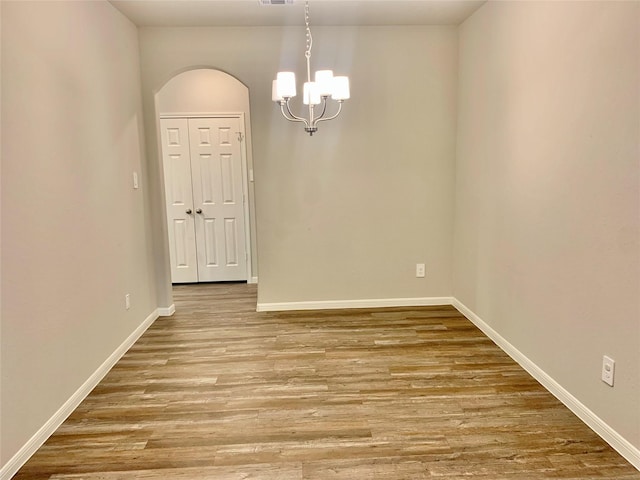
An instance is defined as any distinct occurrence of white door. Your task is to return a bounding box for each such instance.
[160,116,248,283]
[160,118,198,283]
[188,117,247,282]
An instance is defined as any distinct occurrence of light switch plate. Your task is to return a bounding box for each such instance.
[602,355,615,387]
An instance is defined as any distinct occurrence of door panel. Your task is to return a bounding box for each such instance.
[188,117,247,281]
[220,154,235,203]
[173,219,191,267]
[224,218,239,266]
[203,218,218,267]
[160,119,198,283]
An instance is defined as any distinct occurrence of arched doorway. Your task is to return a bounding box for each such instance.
[155,68,257,284]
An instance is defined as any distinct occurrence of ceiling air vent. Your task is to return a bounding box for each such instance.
[259,0,295,5]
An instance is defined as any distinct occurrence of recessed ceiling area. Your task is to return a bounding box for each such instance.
[109,0,486,27]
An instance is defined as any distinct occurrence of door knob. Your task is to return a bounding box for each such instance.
[196,208,203,214]
[186,209,192,214]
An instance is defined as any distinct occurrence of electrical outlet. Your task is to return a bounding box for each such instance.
[132,172,139,189]
[601,355,615,387]
[125,294,131,310]
[416,263,426,278]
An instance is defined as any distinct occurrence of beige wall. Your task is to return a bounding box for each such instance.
[139,26,458,306]
[156,69,258,278]
[454,0,640,449]
[1,1,157,466]
[157,69,250,114]
[0,0,3,465]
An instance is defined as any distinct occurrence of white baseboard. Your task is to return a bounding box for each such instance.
[0,309,161,480]
[451,298,640,471]
[249,276,258,285]
[257,296,453,312]
[157,303,175,316]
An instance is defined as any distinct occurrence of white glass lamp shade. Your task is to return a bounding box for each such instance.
[303,82,321,105]
[272,80,284,102]
[276,71,297,98]
[314,70,334,96]
[332,76,350,100]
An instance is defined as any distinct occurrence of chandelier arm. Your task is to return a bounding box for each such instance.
[310,97,329,126]
[313,100,344,125]
[280,100,310,128]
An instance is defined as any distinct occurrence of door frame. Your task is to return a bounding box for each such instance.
[159,112,254,284]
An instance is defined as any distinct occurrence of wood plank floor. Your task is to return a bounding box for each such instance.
[13,283,640,479]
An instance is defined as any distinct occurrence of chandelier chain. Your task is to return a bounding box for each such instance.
[304,0,312,82]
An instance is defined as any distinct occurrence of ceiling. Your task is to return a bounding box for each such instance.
[109,0,486,27]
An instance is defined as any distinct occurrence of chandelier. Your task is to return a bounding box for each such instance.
[271,0,350,136]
